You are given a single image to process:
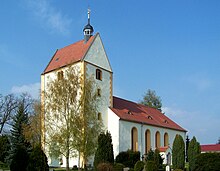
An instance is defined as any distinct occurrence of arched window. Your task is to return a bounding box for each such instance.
[155,131,161,149]
[131,127,138,151]
[145,129,151,154]
[164,132,169,147]
[96,69,102,80]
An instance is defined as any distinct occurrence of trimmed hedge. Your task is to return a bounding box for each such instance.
[145,160,157,171]
[97,162,113,171]
[194,153,220,171]
[113,163,125,171]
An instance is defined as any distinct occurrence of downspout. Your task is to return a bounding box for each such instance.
[141,122,144,160]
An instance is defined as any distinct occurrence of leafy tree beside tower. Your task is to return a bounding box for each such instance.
[43,66,103,171]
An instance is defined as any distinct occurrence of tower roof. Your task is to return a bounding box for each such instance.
[43,33,97,74]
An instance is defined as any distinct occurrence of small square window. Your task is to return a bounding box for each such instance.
[98,113,102,121]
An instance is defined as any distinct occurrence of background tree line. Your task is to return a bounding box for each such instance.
[0,93,48,171]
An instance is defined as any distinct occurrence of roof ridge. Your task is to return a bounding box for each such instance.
[113,96,160,111]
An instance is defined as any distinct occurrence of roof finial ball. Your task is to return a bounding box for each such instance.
[83,8,94,43]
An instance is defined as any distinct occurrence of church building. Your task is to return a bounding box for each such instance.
[41,9,186,168]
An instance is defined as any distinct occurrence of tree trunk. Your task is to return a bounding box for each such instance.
[66,152,69,171]
[66,136,70,171]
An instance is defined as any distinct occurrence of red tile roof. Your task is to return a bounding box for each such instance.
[43,35,96,74]
[111,96,186,132]
[201,144,220,152]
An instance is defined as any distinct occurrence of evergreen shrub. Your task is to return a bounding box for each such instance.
[94,131,114,170]
[145,160,157,171]
[97,162,113,171]
[27,145,49,171]
[134,161,144,171]
[188,137,200,171]
[115,150,140,168]
[172,134,185,170]
[194,153,220,171]
[113,163,125,171]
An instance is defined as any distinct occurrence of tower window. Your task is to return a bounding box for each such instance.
[97,88,101,96]
[96,69,102,80]
[58,71,63,80]
[98,113,102,121]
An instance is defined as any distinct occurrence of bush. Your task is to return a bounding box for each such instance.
[94,132,114,170]
[145,160,157,171]
[115,150,140,168]
[129,169,134,171]
[172,134,185,170]
[27,145,49,171]
[97,162,113,171]
[72,165,78,170]
[194,153,220,171]
[188,137,200,171]
[145,149,163,170]
[173,170,183,171]
[0,161,8,169]
[134,161,144,171]
[10,145,29,171]
[113,163,125,171]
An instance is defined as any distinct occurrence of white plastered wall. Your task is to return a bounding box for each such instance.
[118,120,186,160]
[42,62,83,168]
[108,108,120,158]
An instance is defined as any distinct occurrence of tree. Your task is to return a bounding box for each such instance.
[0,94,17,134]
[74,77,103,167]
[9,95,33,171]
[94,131,114,170]
[140,89,162,111]
[172,134,185,170]
[44,66,103,171]
[23,100,41,147]
[186,135,190,162]
[145,149,163,170]
[188,136,200,171]
[10,145,29,171]
[194,153,220,171]
[27,145,49,171]
[0,135,10,163]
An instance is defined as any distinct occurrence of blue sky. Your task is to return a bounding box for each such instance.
[1,0,220,145]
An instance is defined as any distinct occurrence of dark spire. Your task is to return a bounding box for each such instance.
[83,8,94,43]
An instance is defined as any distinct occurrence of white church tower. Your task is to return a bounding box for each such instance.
[41,9,113,167]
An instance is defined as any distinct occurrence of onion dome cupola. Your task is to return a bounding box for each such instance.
[83,8,94,43]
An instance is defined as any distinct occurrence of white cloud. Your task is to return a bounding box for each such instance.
[24,0,72,35]
[162,106,220,144]
[11,82,40,99]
